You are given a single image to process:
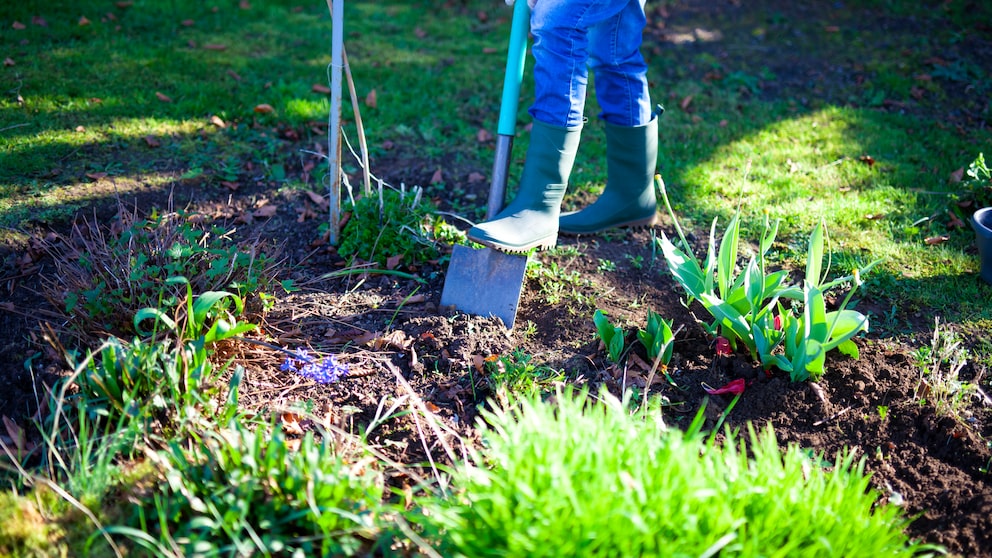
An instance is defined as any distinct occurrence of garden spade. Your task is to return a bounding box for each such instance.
[440,1,530,329]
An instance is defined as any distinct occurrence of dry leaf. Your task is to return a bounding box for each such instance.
[859,155,875,166]
[253,103,275,114]
[476,128,493,143]
[468,171,486,183]
[679,94,693,111]
[209,115,226,128]
[281,412,304,435]
[239,0,252,9]
[865,213,885,220]
[12,21,26,30]
[312,83,331,94]
[226,70,242,81]
[116,1,134,7]
[365,89,377,109]
[78,16,91,26]
[143,135,160,147]
[430,168,443,184]
[824,25,840,33]
[949,167,965,183]
[2,415,24,455]
[253,204,278,218]
[202,43,228,51]
[386,254,402,270]
[155,91,172,103]
[3,58,14,67]
[305,190,327,207]
[472,354,485,373]
[181,19,195,26]
[221,180,239,191]
[482,47,498,54]
[424,401,441,413]
[946,211,965,229]
[75,125,86,132]
[31,16,48,27]
[924,235,949,245]
[414,27,426,38]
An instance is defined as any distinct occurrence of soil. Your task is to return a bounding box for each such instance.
[2,1,991,556]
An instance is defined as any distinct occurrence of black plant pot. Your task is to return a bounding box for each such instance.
[972,207,992,285]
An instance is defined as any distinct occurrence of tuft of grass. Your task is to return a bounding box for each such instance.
[913,317,978,420]
[423,388,934,557]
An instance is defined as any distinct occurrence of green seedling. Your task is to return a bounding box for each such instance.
[593,309,626,364]
[636,309,675,366]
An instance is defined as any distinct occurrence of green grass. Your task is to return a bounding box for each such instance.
[423,388,932,557]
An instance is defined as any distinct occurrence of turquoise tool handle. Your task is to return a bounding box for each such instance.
[497,1,529,137]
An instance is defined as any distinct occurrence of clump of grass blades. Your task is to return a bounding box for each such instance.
[119,419,390,557]
[422,388,937,557]
[41,201,283,341]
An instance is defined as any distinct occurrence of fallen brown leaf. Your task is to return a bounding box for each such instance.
[3,58,14,67]
[209,115,226,128]
[202,43,228,51]
[78,16,91,26]
[312,83,331,94]
[946,211,965,229]
[155,91,172,103]
[365,89,377,108]
[12,21,26,30]
[239,0,252,9]
[305,190,327,207]
[865,213,885,221]
[476,128,493,143]
[468,171,486,183]
[414,27,426,38]
[924,235,949,245]
[253,103,275,114]
[226,69,242,81]
[430,168,443,184]
[859,155,875,166]
[824,25,840,33]
[221,180,239,191]
[679,94,693,111]
[143,135,160,147]
[31,16,47,27]
[949,167,964,183]
[181,19,195,26]
[482,47,498,54]
[386,254,402,270]
[253,204,278,218]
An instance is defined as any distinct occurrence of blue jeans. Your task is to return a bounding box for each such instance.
[529,0,651,129]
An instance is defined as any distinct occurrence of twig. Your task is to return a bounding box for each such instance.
[342,48,371,196]
[0,122,30,133]
[813,406,851,427]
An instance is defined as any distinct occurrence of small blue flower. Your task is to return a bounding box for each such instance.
[281,349,348,384]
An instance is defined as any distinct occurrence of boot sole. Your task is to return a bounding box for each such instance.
[558,214,659,236]
[467,233,558,254]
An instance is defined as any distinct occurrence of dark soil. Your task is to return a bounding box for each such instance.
[2,1,991,556]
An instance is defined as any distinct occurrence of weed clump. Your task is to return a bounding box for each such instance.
[338,185,456,268]
[41,204,284,340]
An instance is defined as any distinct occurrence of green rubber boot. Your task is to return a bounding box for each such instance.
[468,120,582,253]
[558,116,658,235]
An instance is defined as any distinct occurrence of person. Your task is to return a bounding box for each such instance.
[468,0,660,253]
